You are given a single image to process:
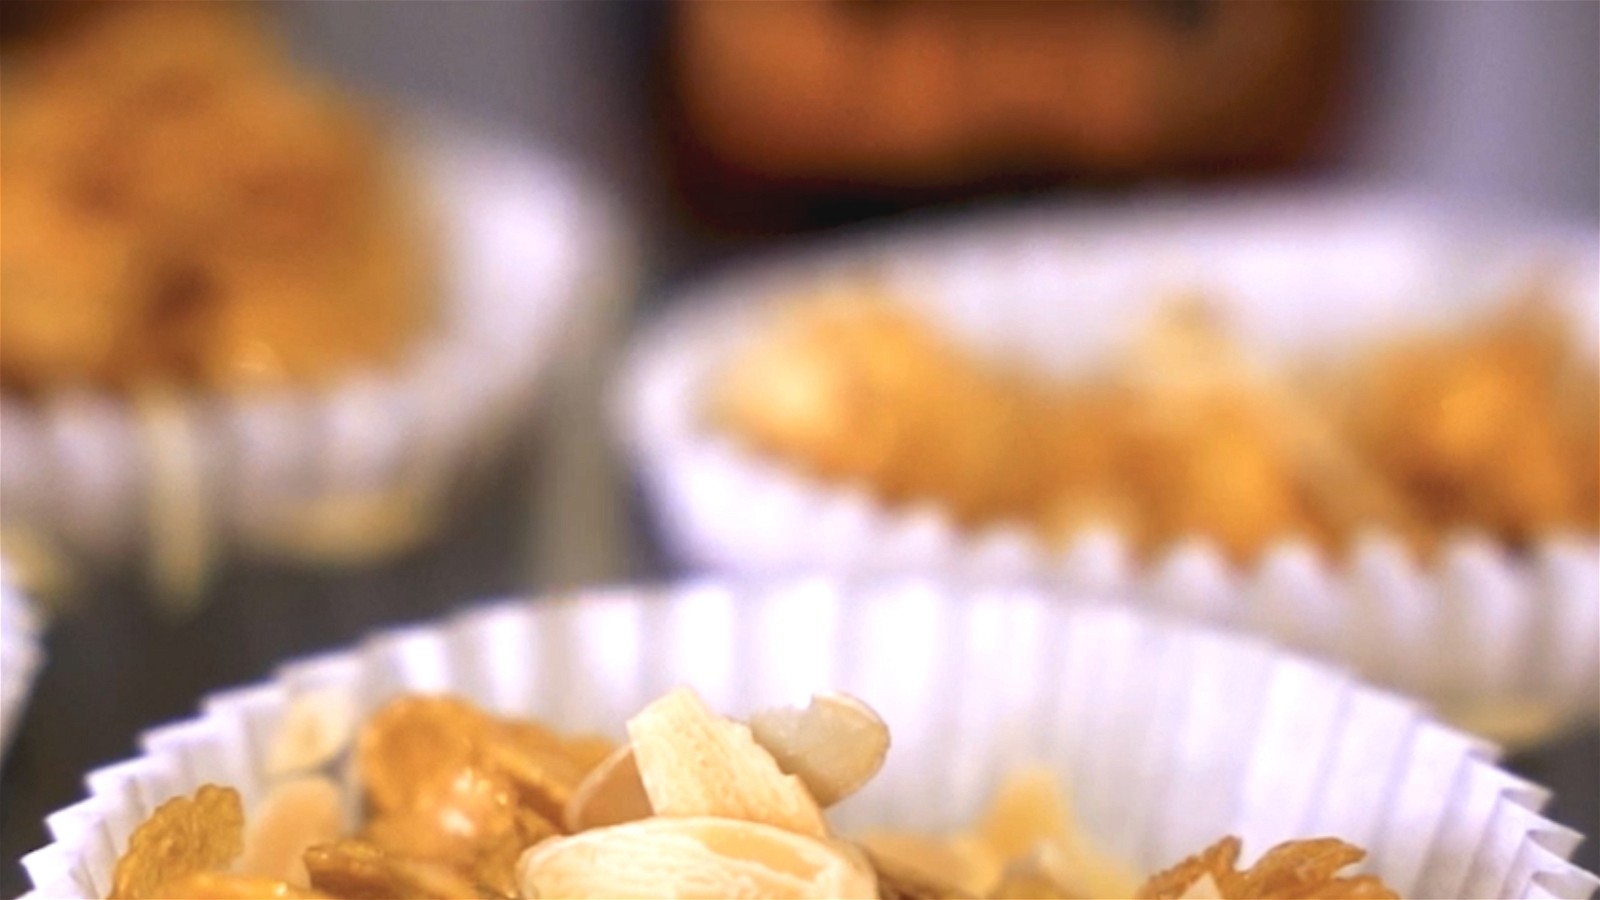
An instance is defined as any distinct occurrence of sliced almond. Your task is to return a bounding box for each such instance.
[627,687,828,838]
[565,691,887,832]
[862,842,981,900]
[1032,832,1142,900]
[562,743,651,833]
[975,767,1069,860]
[237,777,345,888]
[974,768,1140,900]
[265,689,358,779]
[748,692,890,807]
[516,816,877,899]
[859,832,1000,898]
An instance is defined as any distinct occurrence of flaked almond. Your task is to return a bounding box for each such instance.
[562,743,651,833]
[975,767,1066,860]
[237,776,345,887]
[862,843,981,900]
[748,692,890,808]
[565,691,887,832]
[266,689,358,779]
[974,768,1139,899]
[516,816,877,899]
[303,838,503,900]
[627,687,828,838]
[1031,831,1142,900]
[859,832,1000,898]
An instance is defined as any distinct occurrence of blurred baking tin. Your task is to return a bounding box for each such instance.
[19,579,1599,899]
[1,561,44,759]
[0,116,631,595]
[615,188,1600,745]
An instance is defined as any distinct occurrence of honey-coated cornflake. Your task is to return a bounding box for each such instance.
[1136,835,1399,899]
[356,695,494,815]
[97,690,1410,900]
[148,871,326,899]
[302,838,503,900]
[111,785,246,900]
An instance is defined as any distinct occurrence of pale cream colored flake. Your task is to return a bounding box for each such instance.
[237,777,345,887]
[516,816,877,899]
[627,687,829,839]
[747,692,890,808]
[266,689,359,779]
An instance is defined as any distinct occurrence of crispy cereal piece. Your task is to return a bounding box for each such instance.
[0,175,153,392]
[627,686,830,838]
[149,871,327,899]
[1136,836,1400,899]
[973,767,1141,899]
[111,785,246,900]
[363,765,556,898]
[712,296,1037,524]
[303,839,505,900]
[1339,300,1589,545]
[357,695,496,815]
[557,733,620,774]
[1138,836,1243,899]
[480,720,592,824]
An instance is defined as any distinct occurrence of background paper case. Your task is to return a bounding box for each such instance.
[0,115,631,590]
[615,189,1600,746]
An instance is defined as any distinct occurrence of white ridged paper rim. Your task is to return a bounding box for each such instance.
[615,187,1600,745]
[0,114,631,585]
[19,579,1599,899]
[1,560,43,760]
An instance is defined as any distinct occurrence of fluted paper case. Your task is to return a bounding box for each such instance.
[21,580,1599,899]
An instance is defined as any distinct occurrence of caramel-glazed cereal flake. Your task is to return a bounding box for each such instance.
[148,871,327,899]
[303,838,504,900]
[111,785,246,899]
[1136,835,1399,900]
[356,695,493,815]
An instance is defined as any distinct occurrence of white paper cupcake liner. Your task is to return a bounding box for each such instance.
[1,561,44,759]
[18,579,1598,899]
[615,188,1600,745]
[0,114,632,597]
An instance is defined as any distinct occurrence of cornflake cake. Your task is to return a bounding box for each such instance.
[104,688,1398,900]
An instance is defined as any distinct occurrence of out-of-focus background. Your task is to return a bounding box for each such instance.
[0,2,1596,894]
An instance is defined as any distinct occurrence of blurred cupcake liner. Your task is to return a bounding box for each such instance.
[615,189,1600,746]
[1,561,44,759]
[19,579,1599,899]
[0,117,632,603]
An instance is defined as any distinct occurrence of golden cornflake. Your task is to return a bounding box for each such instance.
[111,785,246,900]
[1136,835,1400,900]
[356,695,494,815]
[363,765,556,898]
[302,838,503,900]
[148,871,327,899]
